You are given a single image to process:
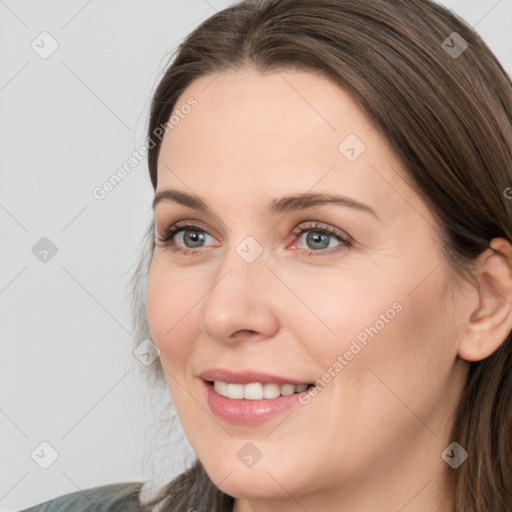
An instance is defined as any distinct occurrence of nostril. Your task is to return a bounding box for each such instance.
[232,330,259,340]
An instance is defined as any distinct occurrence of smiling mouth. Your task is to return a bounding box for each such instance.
[206,380,316,400]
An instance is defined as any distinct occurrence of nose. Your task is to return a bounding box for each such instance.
[199,244,280,344]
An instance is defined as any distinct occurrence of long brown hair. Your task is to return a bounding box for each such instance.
[132,1,512,510]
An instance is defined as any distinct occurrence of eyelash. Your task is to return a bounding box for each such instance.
[156,220,353,257]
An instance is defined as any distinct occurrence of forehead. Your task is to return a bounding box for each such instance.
[155,68,432,230]
[158,69,374,182]
[158,68,373,164]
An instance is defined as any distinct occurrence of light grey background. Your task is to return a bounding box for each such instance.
[1,1,511,510]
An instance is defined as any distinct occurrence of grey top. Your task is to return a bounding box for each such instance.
[18,482,143,512]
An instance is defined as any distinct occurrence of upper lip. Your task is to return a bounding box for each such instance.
[199,368,313,386]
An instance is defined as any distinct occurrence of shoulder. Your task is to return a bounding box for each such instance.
[18,481,144,512]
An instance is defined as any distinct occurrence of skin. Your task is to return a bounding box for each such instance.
[146,68,512,512]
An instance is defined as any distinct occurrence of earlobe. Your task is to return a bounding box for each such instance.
[458,237,512,362]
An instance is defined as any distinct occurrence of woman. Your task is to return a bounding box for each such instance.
[22,0,512,511]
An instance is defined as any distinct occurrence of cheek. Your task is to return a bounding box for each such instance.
[340,268,458,424]
[296,263,456,408]
[145,259,200,367]
[285,268,406,367]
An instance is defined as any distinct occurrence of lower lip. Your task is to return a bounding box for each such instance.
[202,380,309,425]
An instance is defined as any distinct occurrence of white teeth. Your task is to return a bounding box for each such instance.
[280,383,296,396]
[213,381,310,400]
[263,383,281,399]
[213,381,228,396]
[244,383,263,400]
[226,383,244,399]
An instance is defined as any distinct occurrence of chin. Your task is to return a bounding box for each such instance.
[216,473,290,501]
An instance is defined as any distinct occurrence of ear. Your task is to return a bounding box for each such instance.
[458,237,512,362]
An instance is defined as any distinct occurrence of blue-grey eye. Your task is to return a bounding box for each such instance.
[177,229,211,248]
[298,230,342,250]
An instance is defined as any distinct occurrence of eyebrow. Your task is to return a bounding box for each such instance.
[152,189,379,220]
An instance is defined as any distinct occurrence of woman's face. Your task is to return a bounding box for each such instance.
[146,69,471,510]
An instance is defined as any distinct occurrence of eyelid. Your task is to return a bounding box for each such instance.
[290,221,353,244]
[156,218,353,256]
[156,219,217,243]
